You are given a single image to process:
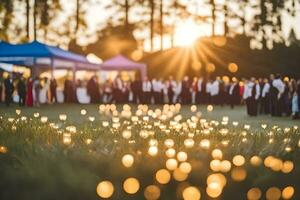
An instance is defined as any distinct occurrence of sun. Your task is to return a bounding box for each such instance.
[174,19,202,47]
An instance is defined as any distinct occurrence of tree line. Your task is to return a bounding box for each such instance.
[0,0,299,51]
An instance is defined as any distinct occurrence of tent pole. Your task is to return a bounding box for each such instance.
[50,58,54,79]
[72,66,76,83]
[33,58,38,78]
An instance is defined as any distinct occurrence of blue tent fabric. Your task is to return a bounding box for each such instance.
[0,40,99,70]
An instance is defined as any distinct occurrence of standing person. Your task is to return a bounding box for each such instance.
[87,76,100,104]
[113,75,123,103]
[218,77,226,106]
[63,78,71,103]
[122,81,130,103]
[33,77,41,106]
[4,75,14,106]
[181,76,191,104]
[0,72,3,103]
[191,77,198,104]
[152,78,160,104]
[167,76,176,104]
[43,77,50,104]
[210,77,220,105]
[158,78,164,104]
[272,74,285,116]
[229,77,240,109]
[26,77,34,107]
[103,79,113,103]
[17,76,26,107]
[261,78,270,114]
[131,75,142,104]
[282,78,291,116]
[142,77,152,104]
[50,78,57,103]
[243,78,260,116]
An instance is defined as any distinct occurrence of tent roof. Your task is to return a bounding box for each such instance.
[0,41,99,70]
[101,54,146,70]
[100,54,147,78]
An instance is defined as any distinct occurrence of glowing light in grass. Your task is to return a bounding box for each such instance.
[282,186,294,199]
[266,187,281,200]
[211,149,223,160]
[231,167,247,182]
[80,109,87,115]
[207,105,214,112]
[166,159,178,171]
[15,109,21,115]
[59,114,67,121]
[0,146,8,153]
[144,185,161,200]
[177,151,188,162]
[210,160,221,172]
[220,160,232,173]
[155,169,171,184]
[200,139,210,149]
[250,156,262,167]
[88,116,95,122]
[281,161,294,173]
[122,154,134,168]
[63,133,72,145]
[96,181,114,199]
[40,116,48,123]
[166,148,176,158]
[247,188,262,200]
[148,146,158,156]
[179,162,192,174]
[232,155,245,167]
[173,168,188,182]
[123,177,140,194]
[206,182,223,198]
[182,186,201,200]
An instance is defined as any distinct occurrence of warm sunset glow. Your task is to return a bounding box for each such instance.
[174,19,202,47]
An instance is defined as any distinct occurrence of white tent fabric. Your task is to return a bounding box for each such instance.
[100,54,147,79]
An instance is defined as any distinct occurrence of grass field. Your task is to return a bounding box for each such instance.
[0,104,297,128]
[0,103,299,200]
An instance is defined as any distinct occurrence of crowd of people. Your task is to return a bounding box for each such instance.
[0,72,300,119]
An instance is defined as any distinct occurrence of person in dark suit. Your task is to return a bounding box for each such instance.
[50,78,57,103]
[229,78,240,109]
[17,76,26,106]
[87,76,100,104]
[4,74,14,106]
[180,76,191,104]
[131,76,142,104]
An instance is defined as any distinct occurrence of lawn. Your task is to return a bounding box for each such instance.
[0,103,299,200]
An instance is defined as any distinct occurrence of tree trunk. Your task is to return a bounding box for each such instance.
[260,0,267,48]
[150,0,155,51]
[125,0,129,29]
[33,0,37,40]
[26,0,30,41]
[75,0,80,38]
[223,2,228,36]
[160,0,163,51]
[211,0,216,37]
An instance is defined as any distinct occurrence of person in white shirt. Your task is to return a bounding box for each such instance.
[229,77,240,109]
[244,78,260,116]
[167,76,176,104]
[207,77,219,105]
[113,74,123,103]
[271,74,285,116]
[142,77,152,104]
[261,78,270,114]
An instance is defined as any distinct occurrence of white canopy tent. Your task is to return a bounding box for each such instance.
[100,54,147,79]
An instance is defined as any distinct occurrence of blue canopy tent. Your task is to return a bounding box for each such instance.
[0,40,99,78]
